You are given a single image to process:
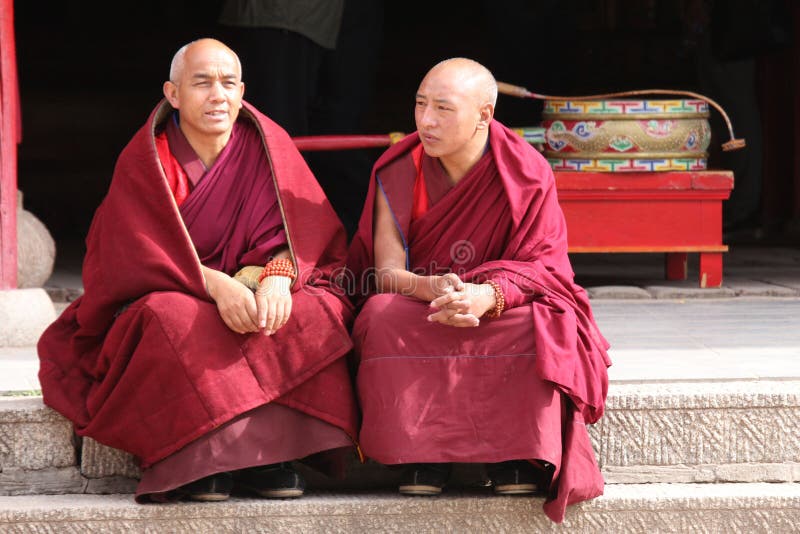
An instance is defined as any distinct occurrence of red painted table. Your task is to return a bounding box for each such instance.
[554,170,734,288]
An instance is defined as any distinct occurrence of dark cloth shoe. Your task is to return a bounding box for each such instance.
[235,462,306,498]
[487,460,551,496]
[177,472,233,502]
[398,463,452,496]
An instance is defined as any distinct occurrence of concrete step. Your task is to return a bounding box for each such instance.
[2,378,798,496]
[0,484,798,533]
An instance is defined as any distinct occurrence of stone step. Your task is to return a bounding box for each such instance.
[0,483,798,533]
[3,378,798,495]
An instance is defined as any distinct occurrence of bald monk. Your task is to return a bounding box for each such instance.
[346,58,612,523]
[37,38,358,502]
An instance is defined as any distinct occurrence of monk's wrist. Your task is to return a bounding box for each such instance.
[483,281,505,318]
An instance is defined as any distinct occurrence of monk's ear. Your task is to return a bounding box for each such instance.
[163,81,179,108]
[237,81,245,109]
[476,102,494,130]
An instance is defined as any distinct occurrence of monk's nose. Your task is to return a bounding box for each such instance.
[208,81,225,100]
[419,108,436,128]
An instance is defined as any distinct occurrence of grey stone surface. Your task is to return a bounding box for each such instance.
[84,476,138,495]
[0,484,798,533]
[585,286,652,299]
[0,289,55,347]
[569,246,800,296]
[71,380,800,486]
[0,467,84,496]
[722,277,800,297]
[0,347,40,394]
[43,287,82,305]
[644,284,737,299]
[17,191,56,289]
[602,463,800,484]
[594,299,800,382]
[0,398,75,475]
[753,275,800,293]
[592,380,800,481]
[81,438,140,480]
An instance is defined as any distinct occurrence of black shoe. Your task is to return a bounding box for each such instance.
[177,472,233,502]
[398,463,452,496]
[487,460,548,495]
[235,462,306,498]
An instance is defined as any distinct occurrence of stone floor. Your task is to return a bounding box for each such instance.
[3,244,797,395]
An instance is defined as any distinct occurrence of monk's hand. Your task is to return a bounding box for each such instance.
[428,282,496,327]
[255,275,293,336]
[205,268,260,334]
[431,272,465,297]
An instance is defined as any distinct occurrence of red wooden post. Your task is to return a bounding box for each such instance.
[794,3,800,223]
[665,253,688,281]
[699,252,723,288]
[0,0,19,289]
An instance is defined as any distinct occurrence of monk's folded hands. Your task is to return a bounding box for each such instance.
[430,272,465,297]
[427,282,495,327]
[255,275,293,336]
[203,265,261,334]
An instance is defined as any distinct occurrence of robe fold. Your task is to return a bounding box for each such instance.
[347,119,611,523]
[37,100,359,470]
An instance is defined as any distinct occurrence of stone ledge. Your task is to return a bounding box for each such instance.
[6,380,799,488]
[605,380,800,410]
[81,438,140,480]
[603,462,800,484]
[0,484,797,533]
[0,399,75,475]
[0,398,67,423]
[0,467,84,495]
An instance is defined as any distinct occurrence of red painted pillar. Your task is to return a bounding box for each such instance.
[0,0,19,289]
[793,3,800,221]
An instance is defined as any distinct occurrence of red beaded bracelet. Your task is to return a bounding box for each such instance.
[257,258,297,283]
[484,280,505,318]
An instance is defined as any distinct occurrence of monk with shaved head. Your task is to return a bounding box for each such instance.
[347,58,611,523]
[38,38,359,503]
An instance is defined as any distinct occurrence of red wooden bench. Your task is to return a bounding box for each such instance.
[555,170,734,288]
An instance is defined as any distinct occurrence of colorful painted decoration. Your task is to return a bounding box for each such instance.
[541,99,711,171]
[511,126,546,145]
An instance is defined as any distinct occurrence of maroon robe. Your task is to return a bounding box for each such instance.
[347,120,611,523]
[37,100,359,471]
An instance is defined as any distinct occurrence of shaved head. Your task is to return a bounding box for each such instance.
[169,38,242,83]
[414,57,497,180]
[426,57,498,107]
[162,38,245,167]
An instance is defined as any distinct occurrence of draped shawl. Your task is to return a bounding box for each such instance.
[347,120,611,425]
[37,100,358,467]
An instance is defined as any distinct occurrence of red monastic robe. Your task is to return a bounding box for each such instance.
[347,120,612,523]
[37,100,359,470]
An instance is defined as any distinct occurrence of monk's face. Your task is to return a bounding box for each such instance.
[414,64,485,161]
[163,40,244,142]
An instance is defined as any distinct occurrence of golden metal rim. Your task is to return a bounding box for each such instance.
[544,151,708,160]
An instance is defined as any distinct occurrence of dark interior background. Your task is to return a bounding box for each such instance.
[12,0,800,260]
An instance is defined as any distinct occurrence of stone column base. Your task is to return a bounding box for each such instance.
[0,289,55,346]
